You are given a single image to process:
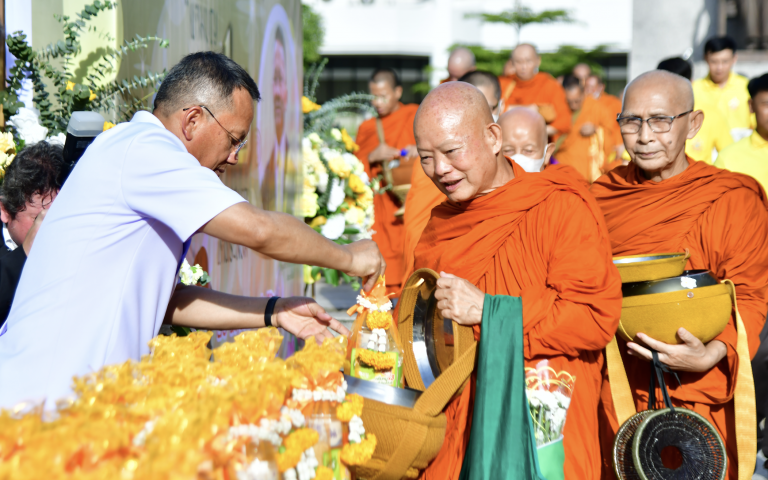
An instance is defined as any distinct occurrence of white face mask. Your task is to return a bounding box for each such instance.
[510,151,547,173]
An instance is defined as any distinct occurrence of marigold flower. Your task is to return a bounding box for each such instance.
[366,311,392,330]
[283,428,319,453]
[315,465,334,480]
[348,174,366,194]
[103,121,116,131]
[276,447,303,472]
[340,434,377,466]
[336,394,364,422]
[356,349,395,371]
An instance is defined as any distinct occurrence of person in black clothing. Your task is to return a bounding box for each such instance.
[0,141,69,326]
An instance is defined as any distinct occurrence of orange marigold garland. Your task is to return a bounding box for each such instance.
[341,433,377,466]
[356,349,396,371]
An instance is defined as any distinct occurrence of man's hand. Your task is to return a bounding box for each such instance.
[580,122,597,137]
[369,143,402,164]
[341,240,386,291]
[22,209,47,255]
[434,272,484,326]
[402,145,419,160]
[627,328,728,372]
[274,297,350,343]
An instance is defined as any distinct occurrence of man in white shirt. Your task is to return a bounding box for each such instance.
[0,52,385,408]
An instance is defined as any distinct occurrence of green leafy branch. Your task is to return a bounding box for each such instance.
[3,0,169,135]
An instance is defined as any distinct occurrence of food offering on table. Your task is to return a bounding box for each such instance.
[0,329,375,480]
[346,276,405,388]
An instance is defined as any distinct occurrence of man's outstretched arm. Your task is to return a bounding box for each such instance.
[202,202,385,290]
[165,285,350,342]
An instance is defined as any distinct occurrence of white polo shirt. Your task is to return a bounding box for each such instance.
[0,111,245,408]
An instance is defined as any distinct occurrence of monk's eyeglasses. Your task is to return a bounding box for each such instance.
[616,110,693,134]
[183,105,248,155]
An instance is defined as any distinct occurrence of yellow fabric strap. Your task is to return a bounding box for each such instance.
[371,340,478,480]
[724,279,757,480]
[606,336,636,425]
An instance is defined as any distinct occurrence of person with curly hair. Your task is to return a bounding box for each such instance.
[0,141,69,325]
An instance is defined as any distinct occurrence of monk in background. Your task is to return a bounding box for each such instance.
[355,68,418,295]
[502,44,571,139]
[557,75,622,183]
[573,62,592,87]
[585,74,623,119]
[498,107,588,186]
[411,82,622,480]
[399,70,503,292]
[441,47,476,83]
[591,70,768,479]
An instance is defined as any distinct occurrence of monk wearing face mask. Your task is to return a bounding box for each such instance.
[409,81,622,480]
[591,70,768,480]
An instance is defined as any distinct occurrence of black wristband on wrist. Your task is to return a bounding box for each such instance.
[265,296,281,328]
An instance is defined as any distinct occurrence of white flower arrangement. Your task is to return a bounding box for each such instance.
[179,259,210,286]
[355,294,393,313]
[681,276,697,289]
[8,108,49,145]
[525,363,575,447]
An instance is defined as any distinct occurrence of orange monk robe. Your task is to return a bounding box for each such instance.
[356,103,419,295]
[399,162,444,291]
[556,96,622,183]
[414,162,622,480]
[596,92,622,118]
[501,72,572,137]
[399,160,588,291]
[591,158,768,480]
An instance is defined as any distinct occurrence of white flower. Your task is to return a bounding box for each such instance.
[179,259,206,285]
[283,468,298,480]
[357,171,370,184]
[326,178,346,213]
[331,128,343,142]
[552,391,571,409]
[681,277,697,289]
[8,108,48,145]
[45,132,66,147]
[236,458,275,480]
[281,406,305,428]
[355,295,393,313]
[321,214,346,240]
[343,153,365,176]
[348,415,365,444]
[307,132,322,147]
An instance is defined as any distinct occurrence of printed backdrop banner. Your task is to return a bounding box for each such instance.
[31,0,304,352]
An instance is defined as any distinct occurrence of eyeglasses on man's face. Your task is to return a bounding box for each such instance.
[616,110,693,134]
[182,105,248,155]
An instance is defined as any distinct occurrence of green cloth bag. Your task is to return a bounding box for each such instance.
[459,294,549,480]
[537,437,565,480]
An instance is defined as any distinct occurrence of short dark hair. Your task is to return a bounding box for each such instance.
[748,73,768,98]
[154,51,260,116]
[562,74,582,91]
[458,70,502,102]
[657,57,693,81]
[704,36,737,55]
[1,142,68,220]
[370,68,401,89]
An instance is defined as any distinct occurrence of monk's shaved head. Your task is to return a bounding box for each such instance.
[414,82,513,202]
[620,70,703,181]
[498,108,552,171]
[447,47,477,81]
[623,70,694,112]
[512,44,540,82]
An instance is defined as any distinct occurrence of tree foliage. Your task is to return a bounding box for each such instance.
[302,3,325,71]
[1,0,169,135]
[467,7,573,31]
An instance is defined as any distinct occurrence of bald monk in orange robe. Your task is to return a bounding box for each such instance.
[406,82,622,480]
[585,74,622,119]
[356,68,419,295]
[556,75,622,183]
[591,70,768,479]
[502,44,571,139]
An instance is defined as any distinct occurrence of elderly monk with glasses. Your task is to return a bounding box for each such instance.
[591,70,768,479]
